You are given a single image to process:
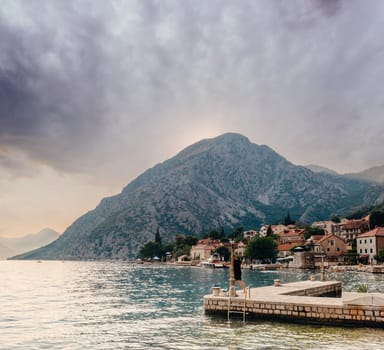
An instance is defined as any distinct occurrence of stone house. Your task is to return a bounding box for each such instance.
[289,247,315,269]
[339,219,369,243]
[277,242,297,258]
[234,241,247,257]
[278,228,306,245]
[356,227,384,263]
[243,230,259,240]
[259,224,289,237]
[316,234,349,264]
[190,239,220,261]
[311,219,348,235]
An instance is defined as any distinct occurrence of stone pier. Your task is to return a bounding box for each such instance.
[204,280,384,327]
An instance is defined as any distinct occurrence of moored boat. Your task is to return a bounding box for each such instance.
[201,253,229,268]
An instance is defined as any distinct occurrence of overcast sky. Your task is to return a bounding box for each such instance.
[1,0,384,236]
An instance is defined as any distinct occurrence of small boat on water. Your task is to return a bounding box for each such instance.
[201,253,229,269]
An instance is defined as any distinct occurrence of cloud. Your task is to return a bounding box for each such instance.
[0,152,39,178]
[0,0,384,181]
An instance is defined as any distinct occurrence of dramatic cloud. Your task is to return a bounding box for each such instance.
[1,0,384,234]
[1,0,384,175]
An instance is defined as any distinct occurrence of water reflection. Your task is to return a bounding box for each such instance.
[1,261,384,349]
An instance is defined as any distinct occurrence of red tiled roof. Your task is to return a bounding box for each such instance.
[357,227,384,238]
[278,243,298,251]
[317,234,346,244]
[343,220,368,229]
[278,229,305,237]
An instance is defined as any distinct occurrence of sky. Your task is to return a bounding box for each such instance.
[1,0,384,237]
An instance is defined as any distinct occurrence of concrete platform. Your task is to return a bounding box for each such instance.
[204,280,384,327]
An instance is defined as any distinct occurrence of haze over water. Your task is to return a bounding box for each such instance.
[2,261,384,349]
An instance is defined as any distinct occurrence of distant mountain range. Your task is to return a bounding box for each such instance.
[13,133,384,260]
[305,164,340,176]
[0,228,60,259]
[345,165,384,184]
[305,164,384,184]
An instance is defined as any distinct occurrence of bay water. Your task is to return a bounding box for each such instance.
[2,261,384,349]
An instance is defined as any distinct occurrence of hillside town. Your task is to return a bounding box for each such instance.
[143,213,384,271]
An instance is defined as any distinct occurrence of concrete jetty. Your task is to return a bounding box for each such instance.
[204,280,384,327]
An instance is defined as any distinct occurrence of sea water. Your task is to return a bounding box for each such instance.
[1,260,384,349]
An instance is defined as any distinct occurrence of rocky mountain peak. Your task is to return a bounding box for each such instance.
[13,133,384,260]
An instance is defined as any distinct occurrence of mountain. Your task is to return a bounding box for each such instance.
[13,133,384,260]
[345,165,384,184]
[305,164,339,176]
[0,242,15,260]
[1,228,60,259]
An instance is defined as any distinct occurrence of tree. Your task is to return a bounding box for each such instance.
[138,241,163,260]
[370,210,384,229]
[183,235,199,246]
[207,230,222,240]
[304,226,325,240]
[155,228,162,244]
[228,227,244,240]
[284,211,295,226]
[216,246,230,261]
[330,216,341,223]
[173,234,199,259]
[375,249,384,263]
[245,236,278,263]
[173,245,191,259]
[266,225,273,236]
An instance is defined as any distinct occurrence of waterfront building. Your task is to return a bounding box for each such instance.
[289,247,315,269]
[277,243,296,259]
[356,227,384,263]
[190,239,220,261]
[316,234,349,264]
[234,241,247,257]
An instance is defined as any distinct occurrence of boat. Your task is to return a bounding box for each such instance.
[201,253,229,268]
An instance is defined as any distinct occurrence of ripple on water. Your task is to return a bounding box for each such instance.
[1,261,384,349]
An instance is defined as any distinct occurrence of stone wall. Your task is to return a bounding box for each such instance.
[204,295,384,327]
[282,283,342,297]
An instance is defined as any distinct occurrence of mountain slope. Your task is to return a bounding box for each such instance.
[345,165,384,184]
[305,164,339,176]
[0,242,15,260]
[13,133,384,260]
[0,228,60,258]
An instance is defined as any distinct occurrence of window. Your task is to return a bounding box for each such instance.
[370,248,373,253]
[360,249,362,253]
[365,240,367,244]
[365,249,368,253]
[370,239,372,244]
[337,248,340,252]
